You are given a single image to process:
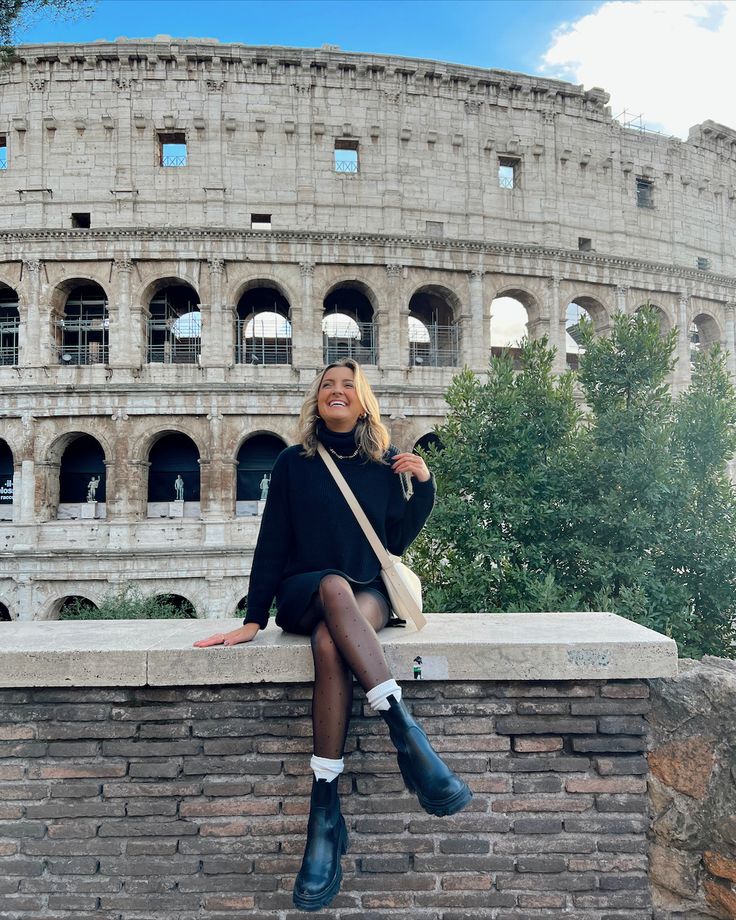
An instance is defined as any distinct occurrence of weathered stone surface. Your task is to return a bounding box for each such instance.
[647,658,736,920]
[647,736,715,800]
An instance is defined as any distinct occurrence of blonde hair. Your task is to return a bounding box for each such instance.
[297,359,390,461]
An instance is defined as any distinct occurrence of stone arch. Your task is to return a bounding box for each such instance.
[690,311,722,365]
[235,279,292,365]
[0,600,12,621]
[235,432,288,506]
[408,284,461,367]
[231,275,297,311]
[414,432,443,453]
[134,422,209,466]
[40,426,115,468]
[50,280,109,366]
[635,301,673,334]
[149,593,198,618]
[58,433,107,505]
[322,280,378,365]
[0,283,20,366]
[564,295,612,370]
[52,594,100,619]
[490,284,543,327]
[146,431,201,504]
[142,278,202,365]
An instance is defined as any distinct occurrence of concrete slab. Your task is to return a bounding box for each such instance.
[0,612,678,687]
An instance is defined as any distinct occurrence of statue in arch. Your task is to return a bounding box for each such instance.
[86,476,100,502]
[259,473,271,501]
[174,475,184,502]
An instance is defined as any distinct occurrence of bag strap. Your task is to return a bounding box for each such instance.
[316,444,394,567]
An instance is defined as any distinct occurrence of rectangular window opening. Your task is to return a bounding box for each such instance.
[697,257,710,270]
[578,237,592,252]
[158,131,187,167]
[425,220,444,238]
[334,139,359,174]
[71,212,91,229]
[498,156,520,190]
[636,177,654,209]
[251,213,272,230]
[0,135,6,170]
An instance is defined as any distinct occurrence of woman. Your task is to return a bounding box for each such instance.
[194,359,471,911]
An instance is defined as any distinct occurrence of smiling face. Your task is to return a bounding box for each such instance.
[317,365,364,432]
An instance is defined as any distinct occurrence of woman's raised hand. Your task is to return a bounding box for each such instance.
[391,452,431,483]
[192,622,261,647]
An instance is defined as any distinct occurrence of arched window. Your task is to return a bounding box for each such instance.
[408,288,459,367]
[58,434,106,508]
[565,302,591,371]
[57,596,98,619]
[690,313,721,367]
[490,294,530,368]
[236,285,291,365]
[147,433,200,509]
[0,440,12,520]
[414,432,443,454]
[323,283,377,364]
[0,286,19,366]
[236,433,287,514]
[150,594,197,618]
[147,284,201,364]
[57,284,109,365]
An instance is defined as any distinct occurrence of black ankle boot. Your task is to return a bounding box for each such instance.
[292,777,348,912]
[380,694,472,817]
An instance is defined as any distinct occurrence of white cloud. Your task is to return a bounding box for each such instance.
[541,0,736,138]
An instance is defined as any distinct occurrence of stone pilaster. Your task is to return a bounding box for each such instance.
[465,270,487,370]
[110,259,134,367]
[379,264,404,369]
[675,293,692,391]
[724,303,736,378]
[615,284,629,316]
[293,261,321,371]
[20,260,42,367]
[203,258,227,367]
[545,276,566,374]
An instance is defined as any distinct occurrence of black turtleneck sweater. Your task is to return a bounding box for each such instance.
[243,425,436,629]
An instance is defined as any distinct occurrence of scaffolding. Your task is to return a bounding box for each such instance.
[57,289,108,365]
[148,291,201,364]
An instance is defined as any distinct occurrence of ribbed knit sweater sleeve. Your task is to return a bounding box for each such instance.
[243,451,293,629]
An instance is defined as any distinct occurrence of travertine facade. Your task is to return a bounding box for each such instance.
[1,39,736,620]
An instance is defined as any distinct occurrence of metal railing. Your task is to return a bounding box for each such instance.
[161,155,187,167]
[334,158,358,174]
[235,319,292,365]
[323,322,377,364]
[57,343,109,365]
[498,174,515,189]
[409,324,459,367]
[147,320,200,364]
[0,319,18,364]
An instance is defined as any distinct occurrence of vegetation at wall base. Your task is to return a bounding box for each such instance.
[410,307,736,659]
[58,585,197,620]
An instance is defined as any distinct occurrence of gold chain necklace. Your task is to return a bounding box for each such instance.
[327,445,360,460]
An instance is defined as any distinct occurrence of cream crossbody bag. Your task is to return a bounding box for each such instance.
[317,444,427,631]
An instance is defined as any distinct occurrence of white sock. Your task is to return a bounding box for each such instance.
[366,678,402,712]
[310,755,344,783]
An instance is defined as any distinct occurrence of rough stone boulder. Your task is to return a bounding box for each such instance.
[648,657,736,920]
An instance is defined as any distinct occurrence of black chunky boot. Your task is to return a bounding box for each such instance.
[380,694,472,817]
[292,777,348,912]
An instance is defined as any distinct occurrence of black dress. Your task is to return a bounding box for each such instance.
[243,424,436,635]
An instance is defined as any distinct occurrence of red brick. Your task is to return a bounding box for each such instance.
[601,682,649,698]
[31,764,128,779]
[519,893,567,908]
[565,777,647,794]
[201,895,256,910]
[0,842,18,855]
[181,798,277,817]
[0,725,35,740]
[441,874,492,891]
[0,765,25,780]
[198,819,251,837]
[493,796,592,813]
[361,893,414,908]
[513,737,564,753]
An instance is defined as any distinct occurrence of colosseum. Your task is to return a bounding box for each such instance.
[1,38,735,621]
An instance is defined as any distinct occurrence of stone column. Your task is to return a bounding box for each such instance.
[615,284,629,316]
[20,260,42,367]
[35,460,60,523]
[16,413,35,525]
[724,303,736,378]
[545,276,566,375]
[674,293,692,391]
[293,261,321,373]
[202,258,226,367]
[466,270,487,371]
[200,412,227,522]
[110,259,133,367]
[378,264,403,370]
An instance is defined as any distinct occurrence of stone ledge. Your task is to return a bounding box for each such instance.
[0,612,677,687]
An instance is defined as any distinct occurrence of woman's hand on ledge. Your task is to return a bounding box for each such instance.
[193,623,261,648]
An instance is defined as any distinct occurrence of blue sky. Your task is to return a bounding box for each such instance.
[18,0,601,75]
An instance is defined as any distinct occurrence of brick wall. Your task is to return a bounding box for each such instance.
[0,679,652,919]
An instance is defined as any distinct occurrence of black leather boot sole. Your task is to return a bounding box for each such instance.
[292,778,349,912]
